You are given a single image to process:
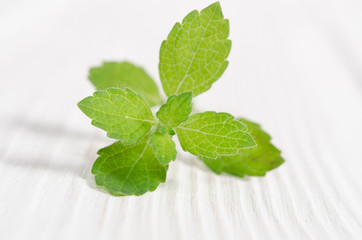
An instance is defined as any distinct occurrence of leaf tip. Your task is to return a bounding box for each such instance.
[204,1,222,13]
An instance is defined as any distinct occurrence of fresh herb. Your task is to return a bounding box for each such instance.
[78,88,157,145]
[200,118,285,177]
[89,62,162,106]
[78,2,284,196]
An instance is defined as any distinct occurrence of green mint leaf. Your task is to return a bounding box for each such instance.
[92,138,167,196]
[175,112,256,158]
[150,131,177,165]
[200,118,285,177]
[78,88,157,144]
[156,92,192,128]
[159,2,231,97]
[89,62,163,106]
[158,125,176,135]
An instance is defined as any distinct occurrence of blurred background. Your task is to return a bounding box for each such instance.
[1,0,362,239]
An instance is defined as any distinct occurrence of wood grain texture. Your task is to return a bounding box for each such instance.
[0,0,361,239]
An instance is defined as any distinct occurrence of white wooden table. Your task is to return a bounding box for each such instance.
[1,0,362,239]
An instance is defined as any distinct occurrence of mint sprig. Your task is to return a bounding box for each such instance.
[78,2,284,196]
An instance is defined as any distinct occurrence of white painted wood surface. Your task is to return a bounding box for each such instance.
[1,0,362,239]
